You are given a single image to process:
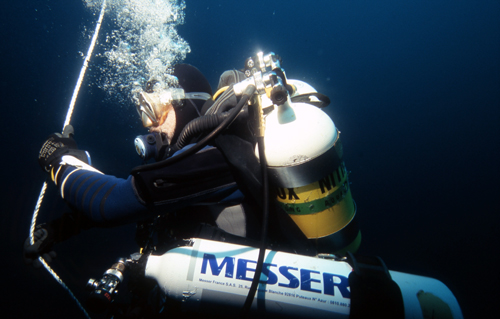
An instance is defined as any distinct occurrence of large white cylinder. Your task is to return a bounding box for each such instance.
[262,101,337,168]
[145,238,463,319]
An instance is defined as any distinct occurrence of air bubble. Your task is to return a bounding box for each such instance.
[84,0,190,105]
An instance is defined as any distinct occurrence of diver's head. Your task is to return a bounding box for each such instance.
[137,88,181,143]
[136,64,212,145]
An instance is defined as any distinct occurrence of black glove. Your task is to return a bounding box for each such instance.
[38,125,89,173]
[23,227,57,268]
[23,212,94,268]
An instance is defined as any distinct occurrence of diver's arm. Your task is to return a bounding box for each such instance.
[38,127,146,223]
[55,146,238,224]
[56,165,147,223]
[39,128,237,224]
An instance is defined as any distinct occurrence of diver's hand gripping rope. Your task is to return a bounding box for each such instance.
[29,1,107,318]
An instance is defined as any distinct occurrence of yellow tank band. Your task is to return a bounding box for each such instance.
[276,162,348,210]
[288,190,356,238]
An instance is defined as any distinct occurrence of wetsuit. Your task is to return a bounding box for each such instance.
[57,145,240,225]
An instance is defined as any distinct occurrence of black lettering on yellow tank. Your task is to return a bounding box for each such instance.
[277,187,287,200]
[276,187,300,200]
[319,172,336,194]
[319,163,347,194]
[278,182,350,215]
[287,188,299,200]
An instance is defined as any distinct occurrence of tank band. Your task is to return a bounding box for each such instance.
[268,136,343,188]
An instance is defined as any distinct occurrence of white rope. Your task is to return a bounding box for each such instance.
[63,0,107,130]
[30,183,91,319]
[30,1,107,318]
[30,181,48,246]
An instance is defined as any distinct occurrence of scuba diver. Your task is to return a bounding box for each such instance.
[26,64,260,261]
[24,52,463,319]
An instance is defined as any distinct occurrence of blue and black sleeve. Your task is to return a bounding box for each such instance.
[59,167,147,223]
[58,146,238,224]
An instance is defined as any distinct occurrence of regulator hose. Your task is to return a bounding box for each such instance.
[241,135,269,314]
[131,85,255,174]
[175,113,231,151]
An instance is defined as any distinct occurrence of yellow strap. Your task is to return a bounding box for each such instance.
[50,167,56,182]
[213,86,229,100]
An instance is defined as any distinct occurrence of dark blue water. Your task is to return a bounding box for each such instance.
[2,1,499,318]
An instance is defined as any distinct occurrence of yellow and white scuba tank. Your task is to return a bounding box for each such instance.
[258,79,360,254]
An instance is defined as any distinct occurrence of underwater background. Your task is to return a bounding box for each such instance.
[1,0,499,318]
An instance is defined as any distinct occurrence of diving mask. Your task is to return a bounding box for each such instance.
[137,88,185,127]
